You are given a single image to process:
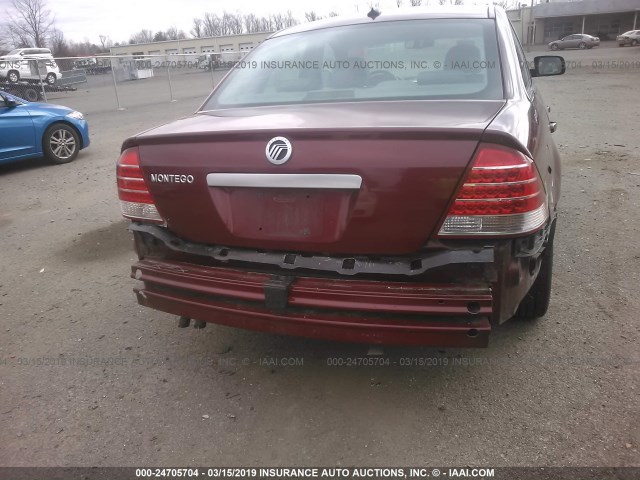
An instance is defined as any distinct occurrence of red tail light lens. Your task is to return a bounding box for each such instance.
[117,147,164,223]
[438,144,548,236]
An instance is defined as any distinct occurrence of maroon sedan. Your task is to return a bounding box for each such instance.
[117,6,566,347]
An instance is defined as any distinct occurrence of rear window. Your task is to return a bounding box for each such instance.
[202,18,503,110]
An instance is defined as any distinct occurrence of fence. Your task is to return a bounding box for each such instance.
[0,53,237,112]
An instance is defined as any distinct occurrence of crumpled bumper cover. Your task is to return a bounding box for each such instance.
[132,259,493,347]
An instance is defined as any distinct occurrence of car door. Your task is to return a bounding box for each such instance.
[510,22,561,217]
[570,35,581,48]
[0,95,36,163]
[562,35,575,48]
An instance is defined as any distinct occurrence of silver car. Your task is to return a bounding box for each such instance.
[549,34,600,50]
[617,30,640,46]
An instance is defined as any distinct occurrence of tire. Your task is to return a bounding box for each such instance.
[515,224,555,320]
[578,42,586,49]
[24,88,40,102]
[550,44,559,51]
[42,123,80,164]
[45,73,56,85]
[8,70,20,83]
[632,40,639,46]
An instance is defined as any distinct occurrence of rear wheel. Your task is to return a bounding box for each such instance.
[578,42,586,49]
[23,87,40,102]
[515,224,555,320]
[43,123,80,164]
[45,73,56,85]
[8,70,20,83]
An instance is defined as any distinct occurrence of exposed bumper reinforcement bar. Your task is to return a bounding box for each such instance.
[129,223,494,277]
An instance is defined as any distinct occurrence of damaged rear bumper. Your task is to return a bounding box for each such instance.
[132,259,492,347]
[130,223,528,347]
[128,223,549,347]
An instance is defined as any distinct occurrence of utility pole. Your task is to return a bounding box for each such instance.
[521,3,526,45]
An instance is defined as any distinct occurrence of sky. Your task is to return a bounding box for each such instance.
[1,0,520,45]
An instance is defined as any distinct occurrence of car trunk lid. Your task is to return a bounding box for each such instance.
[134,100,504,255]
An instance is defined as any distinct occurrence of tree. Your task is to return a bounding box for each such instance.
[191,18,203,38]
[165,26,186,40]
[305,11,322,22]
[5,0,54,48]
[284,10,298,28]
[49,28,69,56]
[259,16,274,32]
[99,34,112,50]
[271,13,286,30]
[221,12,243,35]
[153,31,167,42]
[0,28,12,53]
[129,29,154,45]
[203,12,222,37]
[409,0,422,6]
[243,14,260,33]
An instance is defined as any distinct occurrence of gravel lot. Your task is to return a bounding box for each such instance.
[1,44,639,467]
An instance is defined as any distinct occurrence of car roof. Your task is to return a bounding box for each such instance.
[271,5,494,38]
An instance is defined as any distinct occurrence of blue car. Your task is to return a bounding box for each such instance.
[0,90,89,165]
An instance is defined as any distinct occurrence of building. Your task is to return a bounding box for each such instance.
[508,0,640,45]
[109,32,274,58]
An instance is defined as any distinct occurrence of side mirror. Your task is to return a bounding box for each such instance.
[0,93,17,107]
[530,56,565,77]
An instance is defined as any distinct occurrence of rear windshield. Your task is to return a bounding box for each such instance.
[202,18,503,110]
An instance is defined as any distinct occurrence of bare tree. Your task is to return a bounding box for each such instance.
[259,16,274,32]
[0,36,10,54]
[243,14,256,33]
[165,26,186,40]
[129,29,154,45]
[284,10,298,28]
[98,34,112,50]
[396,0,403,7]
[48,28,69,56]
[305,11,322,22]
[191,18,203,38]
[409,0,423,6]
[203,13,221,37]
[270,13,286,30]
[69,40,101,56]
[218,12,242,35]
[5,0,54,47]
[328,11,339,17]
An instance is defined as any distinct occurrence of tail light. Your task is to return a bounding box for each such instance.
[116,147,164,224]
[438,143,548,236]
